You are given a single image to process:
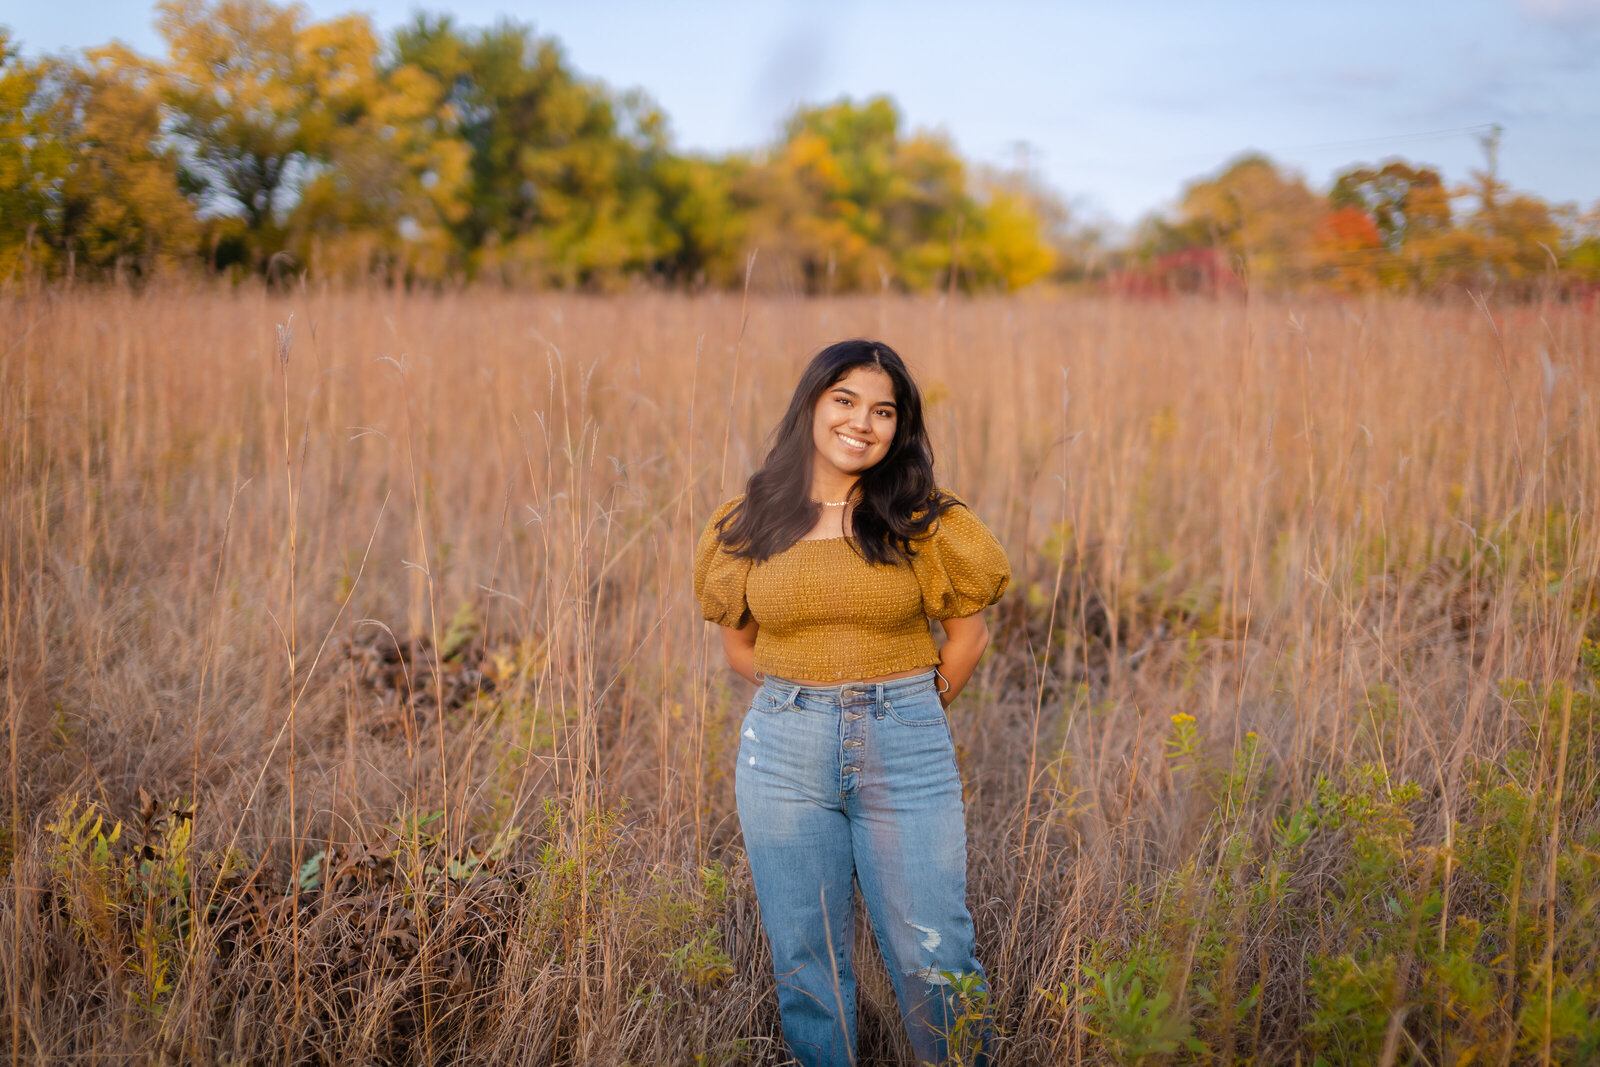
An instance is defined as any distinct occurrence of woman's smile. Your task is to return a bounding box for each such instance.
[836,430,870,452]
[812,365,897,478]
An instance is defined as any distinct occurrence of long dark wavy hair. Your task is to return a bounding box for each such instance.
[715,339,955,565]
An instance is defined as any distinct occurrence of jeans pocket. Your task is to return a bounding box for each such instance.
[884,686,948,727]
[751,686,799,715]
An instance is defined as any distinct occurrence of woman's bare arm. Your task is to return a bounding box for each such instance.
[718,619,761,686]
[935,613,990,707]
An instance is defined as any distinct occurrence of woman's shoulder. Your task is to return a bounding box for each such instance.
[910,489,1009,616]
[707,494,746,525]
[914,488,1005,555]
[698,495,749,556]
[913,487,973,529]
[694,495,753,628]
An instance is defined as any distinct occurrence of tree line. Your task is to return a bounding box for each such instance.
[1133,145,1599,297]
[3,0,1597,295]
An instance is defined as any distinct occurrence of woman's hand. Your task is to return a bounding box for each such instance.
[935,613,990,707]
[718,618,761,686]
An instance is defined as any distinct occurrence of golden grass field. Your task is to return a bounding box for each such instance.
[2,286,1598,1064]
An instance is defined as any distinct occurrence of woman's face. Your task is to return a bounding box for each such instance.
[810,365,897,481]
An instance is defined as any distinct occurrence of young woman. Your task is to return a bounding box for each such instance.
[694,339,1009,1066]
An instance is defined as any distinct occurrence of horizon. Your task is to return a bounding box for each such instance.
[7,0,1599,231]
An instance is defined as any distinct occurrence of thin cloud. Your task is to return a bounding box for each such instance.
[1517,0,1600,28]
[1326,66,1403,90]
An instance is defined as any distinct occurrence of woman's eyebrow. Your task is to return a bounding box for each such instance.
[832,386,897,410]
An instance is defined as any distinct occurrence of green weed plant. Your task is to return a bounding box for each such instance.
[1060,648,1600,1064]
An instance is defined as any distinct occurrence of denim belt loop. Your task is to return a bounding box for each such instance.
[760,669,939,708]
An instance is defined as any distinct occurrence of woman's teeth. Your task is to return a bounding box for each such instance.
[837,432,868,450]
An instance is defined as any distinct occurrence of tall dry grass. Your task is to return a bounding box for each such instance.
[0,285,1596,1064]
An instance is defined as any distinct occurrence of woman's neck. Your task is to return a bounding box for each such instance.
[811,470,859,505]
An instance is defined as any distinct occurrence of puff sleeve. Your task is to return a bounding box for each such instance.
[693,496,754,629]
[911,498,1011,620]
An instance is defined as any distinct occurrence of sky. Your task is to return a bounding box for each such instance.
[7,0,1599,230]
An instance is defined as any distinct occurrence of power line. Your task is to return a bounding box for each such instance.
[1281,123,1502,155]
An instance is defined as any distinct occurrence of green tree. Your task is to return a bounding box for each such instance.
[1326,161,1454,291]
[1330,162,1450,251]
[1564,201,1600,284]
[646,151,747,288]
[394,15,673,286]
[286,31,472,280]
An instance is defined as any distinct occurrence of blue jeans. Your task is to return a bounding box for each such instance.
[735,670,989,1067]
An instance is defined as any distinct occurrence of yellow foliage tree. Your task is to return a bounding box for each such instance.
[287,44,472,280]
[0,32,195,281]
[736,96,1055,292]
[972,187,1056,290]
[157,0,317,243]
[0,32,70,279]
[54,45,199,277]
[1179,154,1324,289]
[6,10,1588,296]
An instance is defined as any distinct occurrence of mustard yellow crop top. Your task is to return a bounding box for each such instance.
[693,493,1010,682]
